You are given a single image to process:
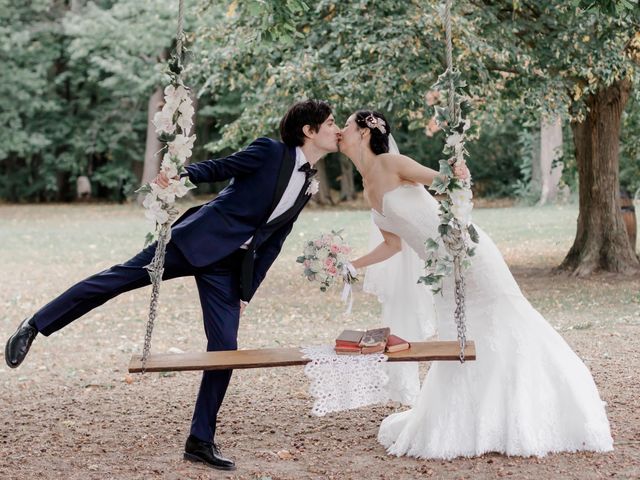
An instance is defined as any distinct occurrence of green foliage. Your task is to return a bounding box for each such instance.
[2,0,638,202]
[0,0,181,201]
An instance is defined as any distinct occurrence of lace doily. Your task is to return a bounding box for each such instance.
[301,345,390,416]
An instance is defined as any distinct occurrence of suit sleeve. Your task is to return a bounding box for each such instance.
[184,137,273,184]
[243,218,298,302]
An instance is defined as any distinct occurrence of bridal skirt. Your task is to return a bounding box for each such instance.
[377,292,614,459]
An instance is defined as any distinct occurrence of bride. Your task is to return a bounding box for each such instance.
[339,110,614,459]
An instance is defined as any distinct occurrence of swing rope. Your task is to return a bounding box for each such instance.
[140,0,186,373]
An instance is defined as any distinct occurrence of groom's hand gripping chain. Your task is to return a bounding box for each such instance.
[154,171,179,188]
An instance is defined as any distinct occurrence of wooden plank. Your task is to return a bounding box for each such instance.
[129,341,475,373]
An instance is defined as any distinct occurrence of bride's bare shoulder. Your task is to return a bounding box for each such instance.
[377,152,415,167]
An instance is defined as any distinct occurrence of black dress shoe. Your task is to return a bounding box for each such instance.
[5,317,38,369]
[184,434,236,471]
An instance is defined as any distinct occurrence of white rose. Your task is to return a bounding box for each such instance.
[161,154,178,178]
[316,247,330,261]
[168,134,196,163]
[144,199,169,225]
[142,191,158,209]
[153,111,176,135]
[446,132,463,147]
[450,188,472,205]
[309,259,322,273]
[166,177,190,199]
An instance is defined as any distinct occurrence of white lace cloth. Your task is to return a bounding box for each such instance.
[301,345,389,416]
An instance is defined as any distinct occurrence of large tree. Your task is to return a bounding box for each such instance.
[462,1,640,275]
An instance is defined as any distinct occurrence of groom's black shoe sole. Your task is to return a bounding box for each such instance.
[5,318,38,368]
[183,452,237,471]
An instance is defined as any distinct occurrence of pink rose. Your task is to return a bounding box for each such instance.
[426,90,441,106]
[327,266,337,276]
[314,240,323,248]
[340,245,351,254]
[330,245,340,254]
[425,117,440,138]
[324,257,335,268]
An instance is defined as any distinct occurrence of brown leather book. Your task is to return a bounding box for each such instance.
[385,334,410,353]
[359,327,390,349]
[335,329,365,348]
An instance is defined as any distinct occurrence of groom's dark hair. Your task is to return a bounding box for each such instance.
[280,100,333,147]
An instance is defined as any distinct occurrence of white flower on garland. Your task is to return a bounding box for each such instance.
[161,154,179,178]
[168,134,196,163]
[143,194,170,225]
[137,77,197,245]
[450,188,473,226]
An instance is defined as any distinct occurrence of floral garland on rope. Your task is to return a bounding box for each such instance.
[419,69,479,295]
[137,62,197,244]
[134,7,196,370]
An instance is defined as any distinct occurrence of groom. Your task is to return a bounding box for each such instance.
[4,99,340,471]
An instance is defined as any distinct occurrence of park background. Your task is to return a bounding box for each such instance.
[1,1,639,479]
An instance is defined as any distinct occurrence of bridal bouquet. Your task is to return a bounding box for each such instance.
[297,230,357,292]
[136,80,197,245]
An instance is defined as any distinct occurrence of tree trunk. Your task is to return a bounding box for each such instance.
[313,158,333,205]
[339,156,356,201]
[138,86,164,203]
[538,115,563,206]
[558,79,639,276]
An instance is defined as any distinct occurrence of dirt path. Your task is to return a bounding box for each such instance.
[1,205,639,479]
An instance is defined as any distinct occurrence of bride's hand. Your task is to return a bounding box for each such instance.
[342,261,358,283]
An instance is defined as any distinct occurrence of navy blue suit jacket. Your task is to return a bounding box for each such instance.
[170,137,310,302]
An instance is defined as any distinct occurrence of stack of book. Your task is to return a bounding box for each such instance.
[334,328,410,355]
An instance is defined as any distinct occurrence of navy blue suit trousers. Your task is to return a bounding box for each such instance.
[31,242,243,443]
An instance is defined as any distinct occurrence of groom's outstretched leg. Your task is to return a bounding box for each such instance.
[5,242,193,368]
[189,262,241,446]
[31,242,191,336]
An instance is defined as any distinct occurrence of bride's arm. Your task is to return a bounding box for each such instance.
[389,153,439,186]
[351,229,401,269]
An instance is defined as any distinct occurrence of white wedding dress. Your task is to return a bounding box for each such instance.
[370,183,613,459]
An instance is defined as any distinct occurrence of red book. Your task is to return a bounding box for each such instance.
[385,334,410,353]
[334,344,362,355]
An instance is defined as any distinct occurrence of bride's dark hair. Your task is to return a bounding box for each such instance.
[354,110,391,155]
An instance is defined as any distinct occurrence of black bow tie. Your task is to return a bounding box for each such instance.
[298,162,317,179]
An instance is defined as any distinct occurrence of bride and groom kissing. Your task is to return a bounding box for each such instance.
[5,99,613,470]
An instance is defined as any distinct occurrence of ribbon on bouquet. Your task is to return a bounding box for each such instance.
[341,262,358,314]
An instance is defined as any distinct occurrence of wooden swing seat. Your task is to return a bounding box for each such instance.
[128,340,475,373]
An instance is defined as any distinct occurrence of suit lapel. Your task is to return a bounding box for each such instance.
[266,145,296,220]
[267,178,312,227]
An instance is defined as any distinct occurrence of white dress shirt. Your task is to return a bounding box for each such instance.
[241,147,308,248]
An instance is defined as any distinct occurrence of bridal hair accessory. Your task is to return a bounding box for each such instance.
[365,114,387,134]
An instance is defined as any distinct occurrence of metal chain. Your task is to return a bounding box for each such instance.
[140,0,185,373]
[453,255,468,362]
